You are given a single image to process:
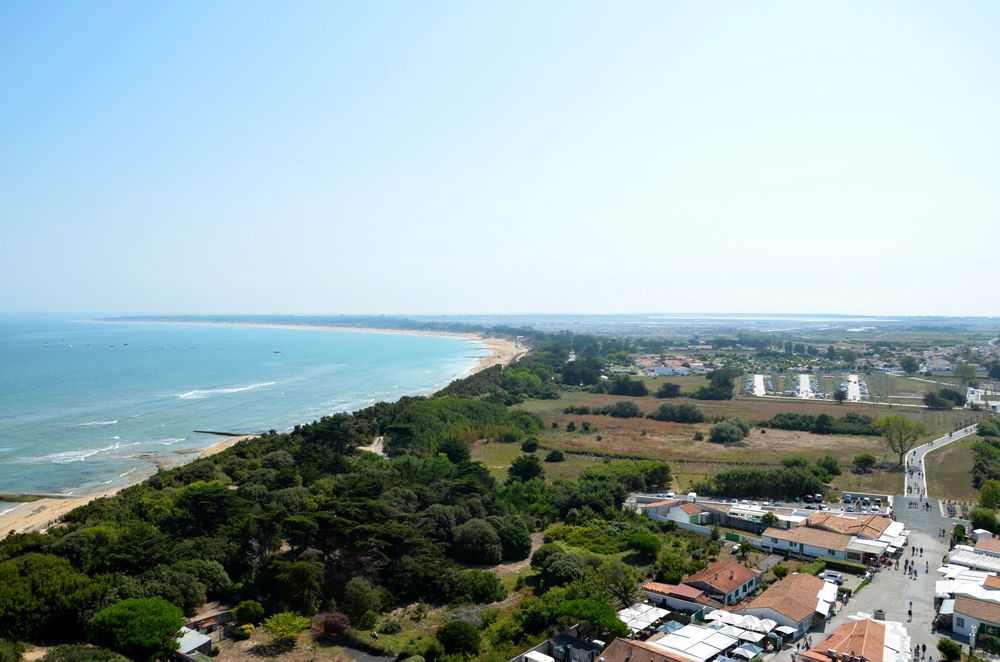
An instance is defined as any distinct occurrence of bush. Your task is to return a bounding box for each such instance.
[436,621,481,655]
[40,645,129,662]
[772,564,788,579]
[261,612,311,642]
[508,454,544,482]
[655,383,682,398]
[816,455,841,476]
[608,377,648,397]
[817,556,867,575]
[709,418,749,444]
[938,638,962,662]
[801,560,827,576]
[853,453,876,474]
[545,449,566,462]
[87,598,184,662]
[596,401,643,418]
[452,519,503,565]
[0,639,22,662]
[312,613,349,640]
[647,403,704,423]
[233,599,264,625]
[380,619,402,634]
[520,438,539,452]
[231,623,254,641]
[970,508,999,534]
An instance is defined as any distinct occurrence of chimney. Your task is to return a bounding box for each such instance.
[730,571,734,580]
[826,649,838,660]
[626,646,633,661]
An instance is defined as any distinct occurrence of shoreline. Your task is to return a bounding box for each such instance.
[0,324,525,536]
[0,435,259,536]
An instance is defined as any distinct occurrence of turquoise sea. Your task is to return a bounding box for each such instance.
[0,315,484,513]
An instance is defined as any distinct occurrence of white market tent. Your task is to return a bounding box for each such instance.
[617,603,669,633]
[948,548,1000,573]
[648,624,740,662]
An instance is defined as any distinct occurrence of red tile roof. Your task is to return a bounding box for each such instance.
[799,619,885,662]
[684,561,760,596]
[601,638,698,662]
[976,537,1000,555]
[744,573,825,622]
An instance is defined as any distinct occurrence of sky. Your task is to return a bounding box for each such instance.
[2,1,999,317]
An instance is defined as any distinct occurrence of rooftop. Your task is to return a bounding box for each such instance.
[799,619,885,662]
[744,573,827,622]
[600,637,697,662]
[975,537,1000,555]
[762,525,852,552]
[955,596,1000,624]
[685,561,760,596]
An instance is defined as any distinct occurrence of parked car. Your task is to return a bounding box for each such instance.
[814,494,824,503]
[846,505,856,513]
[818,572,844,585]
[842,493,853,504]
[803,494,814,503]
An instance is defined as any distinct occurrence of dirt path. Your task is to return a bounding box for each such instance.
[492,532,544,576]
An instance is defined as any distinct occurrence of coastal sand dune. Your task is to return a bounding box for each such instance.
[0,331,523,535]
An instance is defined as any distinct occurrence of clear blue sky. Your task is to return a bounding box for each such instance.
[2,1,998,316]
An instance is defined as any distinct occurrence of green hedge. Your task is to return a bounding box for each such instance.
[817,556,868,575]
[800,560,827,576]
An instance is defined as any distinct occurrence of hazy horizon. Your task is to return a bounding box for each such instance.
[3,2,999,316]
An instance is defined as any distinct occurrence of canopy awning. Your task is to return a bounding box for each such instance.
[775,626,798,635]
[738,631,766,643]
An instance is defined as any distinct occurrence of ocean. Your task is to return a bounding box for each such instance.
[0,315,484,513]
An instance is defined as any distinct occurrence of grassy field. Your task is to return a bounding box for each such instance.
[470,440,604,482]
[511,384,987,497]
[926,438,980,501]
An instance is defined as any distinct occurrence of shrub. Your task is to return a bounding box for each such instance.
[261,612,311,642]
[938,638,962,662]
[231,623,254,641]
[801,560,827,576]
[545,449,566,463]
[520,438,539,452]
[853,453,876,473]
[233,599,264,625]
[86,598,184,662]
[596,401,643,418]
[39,645,129,662]
[709,418,749,444]
[656,383,682,398]
[647,403,704,423]
[312,612,349,640]
[452,519,503,565]
[772,564,789,579]
[436,621,481,655]
[380,619,402,634]
[508,454,544,482]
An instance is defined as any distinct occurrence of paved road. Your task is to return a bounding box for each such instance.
[906,425,980,499]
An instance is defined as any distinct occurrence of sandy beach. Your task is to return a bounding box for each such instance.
[0,435,257,536]
[1,324,525,537]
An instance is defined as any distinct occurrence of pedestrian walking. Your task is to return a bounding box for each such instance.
[908,609,912,621]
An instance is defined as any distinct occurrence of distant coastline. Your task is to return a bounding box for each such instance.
[90,318,527,374]
[0,321,524,535]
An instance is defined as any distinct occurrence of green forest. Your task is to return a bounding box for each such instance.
[0,333,676,662]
